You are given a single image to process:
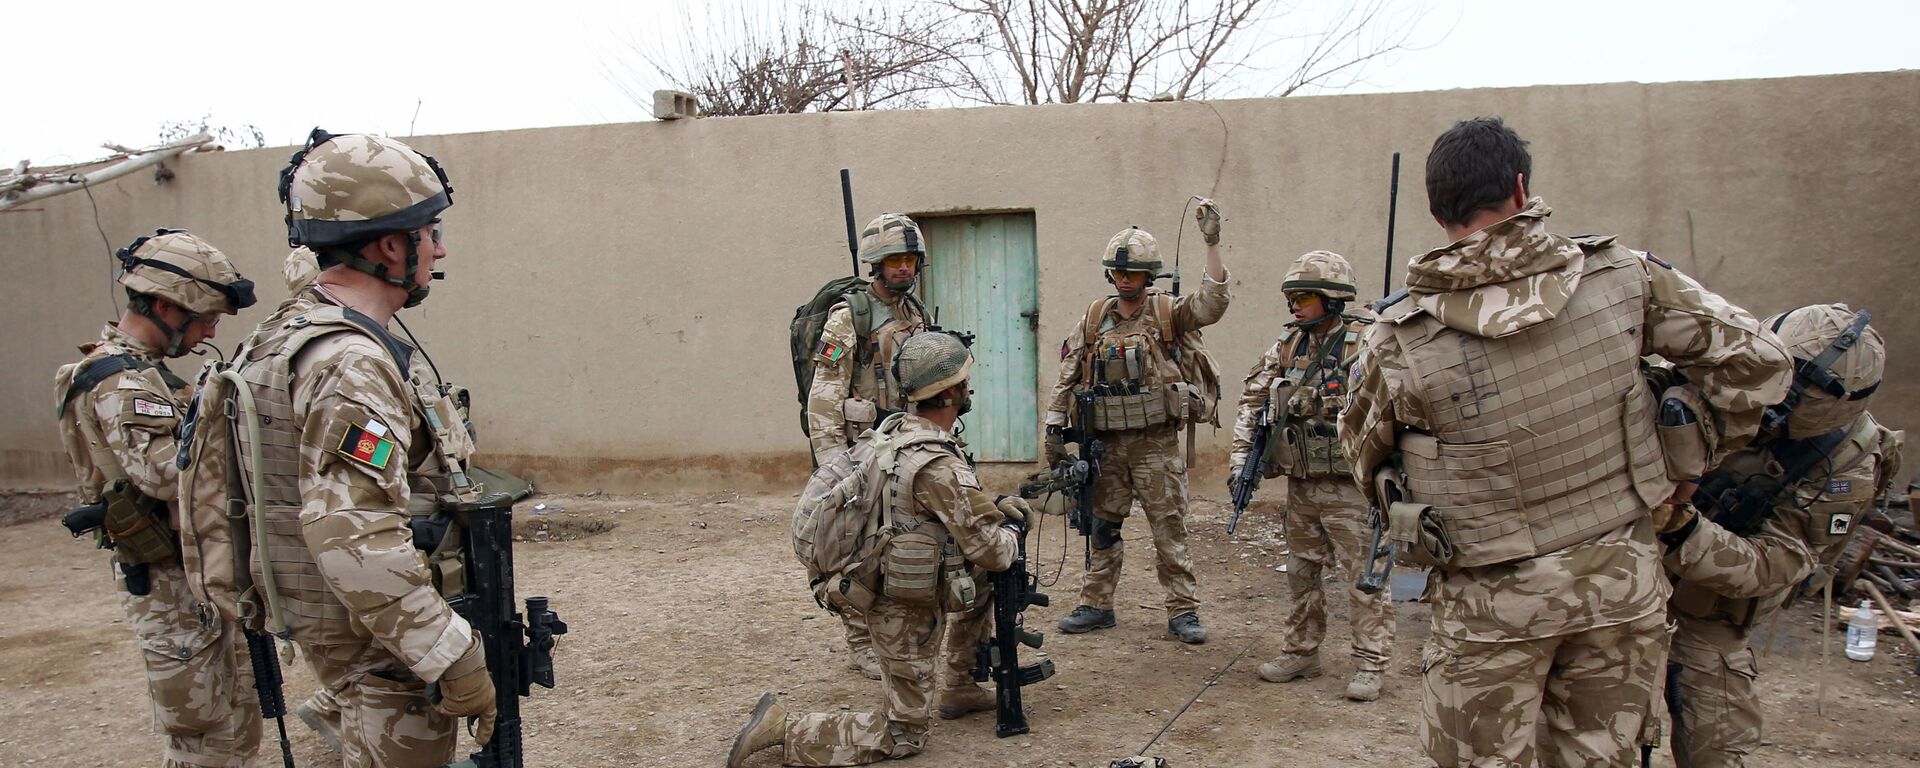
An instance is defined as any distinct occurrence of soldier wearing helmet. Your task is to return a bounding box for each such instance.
[1046,199,1231,645]
[52,229,263,767]
[1657,304,1902,767]
[1231,250,1396,702]
[1341,117,1793,766]
[735,331,1028,767]
[807,212,932,679]
[195,128,492,765]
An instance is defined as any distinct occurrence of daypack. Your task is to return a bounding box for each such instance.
[790,276,874,438]
[792,414,954,615]
[1079,292,1226,425]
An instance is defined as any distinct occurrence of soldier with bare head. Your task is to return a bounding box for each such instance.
[807,212,933,680]
[1232,249,1395,702]
[1049,201,1231,644]
[734,331,1028,767]
[1659,304,1902,767]
[1340,117,1793,765]
[188,127,494,767]
[53,229,262,767]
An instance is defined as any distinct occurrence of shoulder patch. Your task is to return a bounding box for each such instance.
[1828,478,1852,495]
[132,398,176,418]
[335,420,397,470]
[1829,513,1852,536]
[815,339,848,362]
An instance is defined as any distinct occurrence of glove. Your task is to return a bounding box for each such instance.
[1227,463,1244,495]
[435,636,497,745]
[995,495,1032,523]
[1652,502,1697,534]
[1193,197,1222,246]
[1044,428,1067,465]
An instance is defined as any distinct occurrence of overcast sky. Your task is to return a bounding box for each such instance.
[6,0,1915,164]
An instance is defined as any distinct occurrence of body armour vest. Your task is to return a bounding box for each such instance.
[1380,243,1669,568]
[1272,319,1364,480]
[1076,292,1187,432]
[850,296,926,413]
[198,299,471,642]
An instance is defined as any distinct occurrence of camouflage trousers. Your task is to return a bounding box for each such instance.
[784,598,947,766]
[1277,477,1395,672]
[1668,615,1763,768]
[1077,426,1200,616]
[1422,608,1665,767]
[841,611,873,655]
[301,641,459,767]
[119,556,262,768]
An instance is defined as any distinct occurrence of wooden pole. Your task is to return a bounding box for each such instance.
[0,132,212,211]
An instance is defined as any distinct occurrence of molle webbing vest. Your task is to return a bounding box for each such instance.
[1386,244,1667,568]
[1077,293,1183,431]
[851,295,926,413]
[1276,320,1363,479]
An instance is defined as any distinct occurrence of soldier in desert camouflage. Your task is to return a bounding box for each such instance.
[1658,304,1902,767]
[733,331,1029,767]
[205,128,493,767]
[808,212,932,680]
[1231,250,1396,702]
[53,229,262,767]
[1049,201,1230,644]
[1340,117,1793,766]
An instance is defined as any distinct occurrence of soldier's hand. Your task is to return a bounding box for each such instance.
[436,638,496,745]
[1193,197,1222,246]
[1227,465,1244,496]
[1044,428,1067,464]
[995,495,1033,523]
[1650,502,1697,534]
[1665,479,1700,506]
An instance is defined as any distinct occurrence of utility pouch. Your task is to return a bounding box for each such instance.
[1091,390,1167,431]
[1277,424,1304,478]
[103,479,177,566]
[842,398,879,435]
[1399,433,1530,568]
[882,530,941,606]
[941,568,978,613]
[1298,420,1348,479]
[1656,386,1715,481]
[818,572,879,616]
[1387,501,1451,568]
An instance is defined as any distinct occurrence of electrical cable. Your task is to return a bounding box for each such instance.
[78,176,119,320]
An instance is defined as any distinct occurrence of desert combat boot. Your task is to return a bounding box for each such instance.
[1169,612,1208,644]
[846,646,883,680]
[1057,605,1117,634]
[1258,651,1322,683]
[728,692,786,768]
[937,683,996,720]
[1345,670,1383,702]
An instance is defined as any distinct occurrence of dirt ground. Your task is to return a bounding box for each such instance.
[4,489,1918,767]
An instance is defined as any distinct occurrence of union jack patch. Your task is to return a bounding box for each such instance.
[815,340,847,362]
[1829,479,1852,494]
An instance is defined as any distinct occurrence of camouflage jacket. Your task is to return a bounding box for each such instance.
[1665,413,1904,629]
[53,324,189,506]
[1046,271,1232,427]
[1340,198,1792,641]
[1229,318,1365,473]
[898,414,1020,572]
[807,286,927,464]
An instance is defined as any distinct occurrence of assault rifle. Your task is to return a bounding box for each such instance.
[973,520,1056,737]
[1021,391,1104,567]
[437,494,570,768]
[1227,401,1272,535]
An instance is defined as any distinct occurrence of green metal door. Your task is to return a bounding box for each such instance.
[918,213,1039,462]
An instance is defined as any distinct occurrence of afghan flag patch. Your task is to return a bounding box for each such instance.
[337,420,396,470]
[816,340,847,362]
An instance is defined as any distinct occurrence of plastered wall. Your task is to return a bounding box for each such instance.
[4,71,1914,492]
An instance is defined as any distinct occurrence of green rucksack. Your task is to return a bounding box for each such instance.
[790,276,875,438]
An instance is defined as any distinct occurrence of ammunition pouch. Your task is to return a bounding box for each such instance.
[103,479,177,566]
[1399,433,1527,569]
[1088,389,1168,431]
[1386,501,1451,568]
[1285,418,1348,480]
[1166,382,1206,425]
[1656,386,1716,481]
[940,553,978,614]
[815,569,880,616]
[842,398,879,437]
[882,529,942,607]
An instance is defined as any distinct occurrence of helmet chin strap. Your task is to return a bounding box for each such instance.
[131,295,197,357]
[324,232,430,308]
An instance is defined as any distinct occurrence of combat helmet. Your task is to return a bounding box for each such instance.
[1763,303,1883,439]
[278,128,452,307]
[892,331,974,407]
[1282,250,1357,301]
[858,212,926,293]
[1102,227,1163,274]
[117,229,256,356]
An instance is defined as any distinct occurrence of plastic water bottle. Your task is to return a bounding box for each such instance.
[1847,599,1878,661]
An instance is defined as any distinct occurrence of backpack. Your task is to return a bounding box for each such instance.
[791,414,954,615]
[790,276,874,438]
[1079,292,1225,426]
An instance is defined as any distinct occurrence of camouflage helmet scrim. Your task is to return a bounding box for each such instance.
[279,128,452,249]
[893,331,975,403]
[1764,303,1884,439]
[117,229,255,316]
[858,213,926,264]
[1101,227,1163,274]
[1281,250,1357,301]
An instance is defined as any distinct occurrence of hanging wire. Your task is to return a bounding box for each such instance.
[391,313,446,391]
[78,176,120,320]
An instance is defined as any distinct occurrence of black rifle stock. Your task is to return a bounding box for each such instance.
[972,522,1056,737]
[1357,465,1403,595]
[445,495,569,768]
[1022,391,1104,567]
[1227,401,1272,534]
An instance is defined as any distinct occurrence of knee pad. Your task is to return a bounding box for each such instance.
[1091,517,1124,550]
